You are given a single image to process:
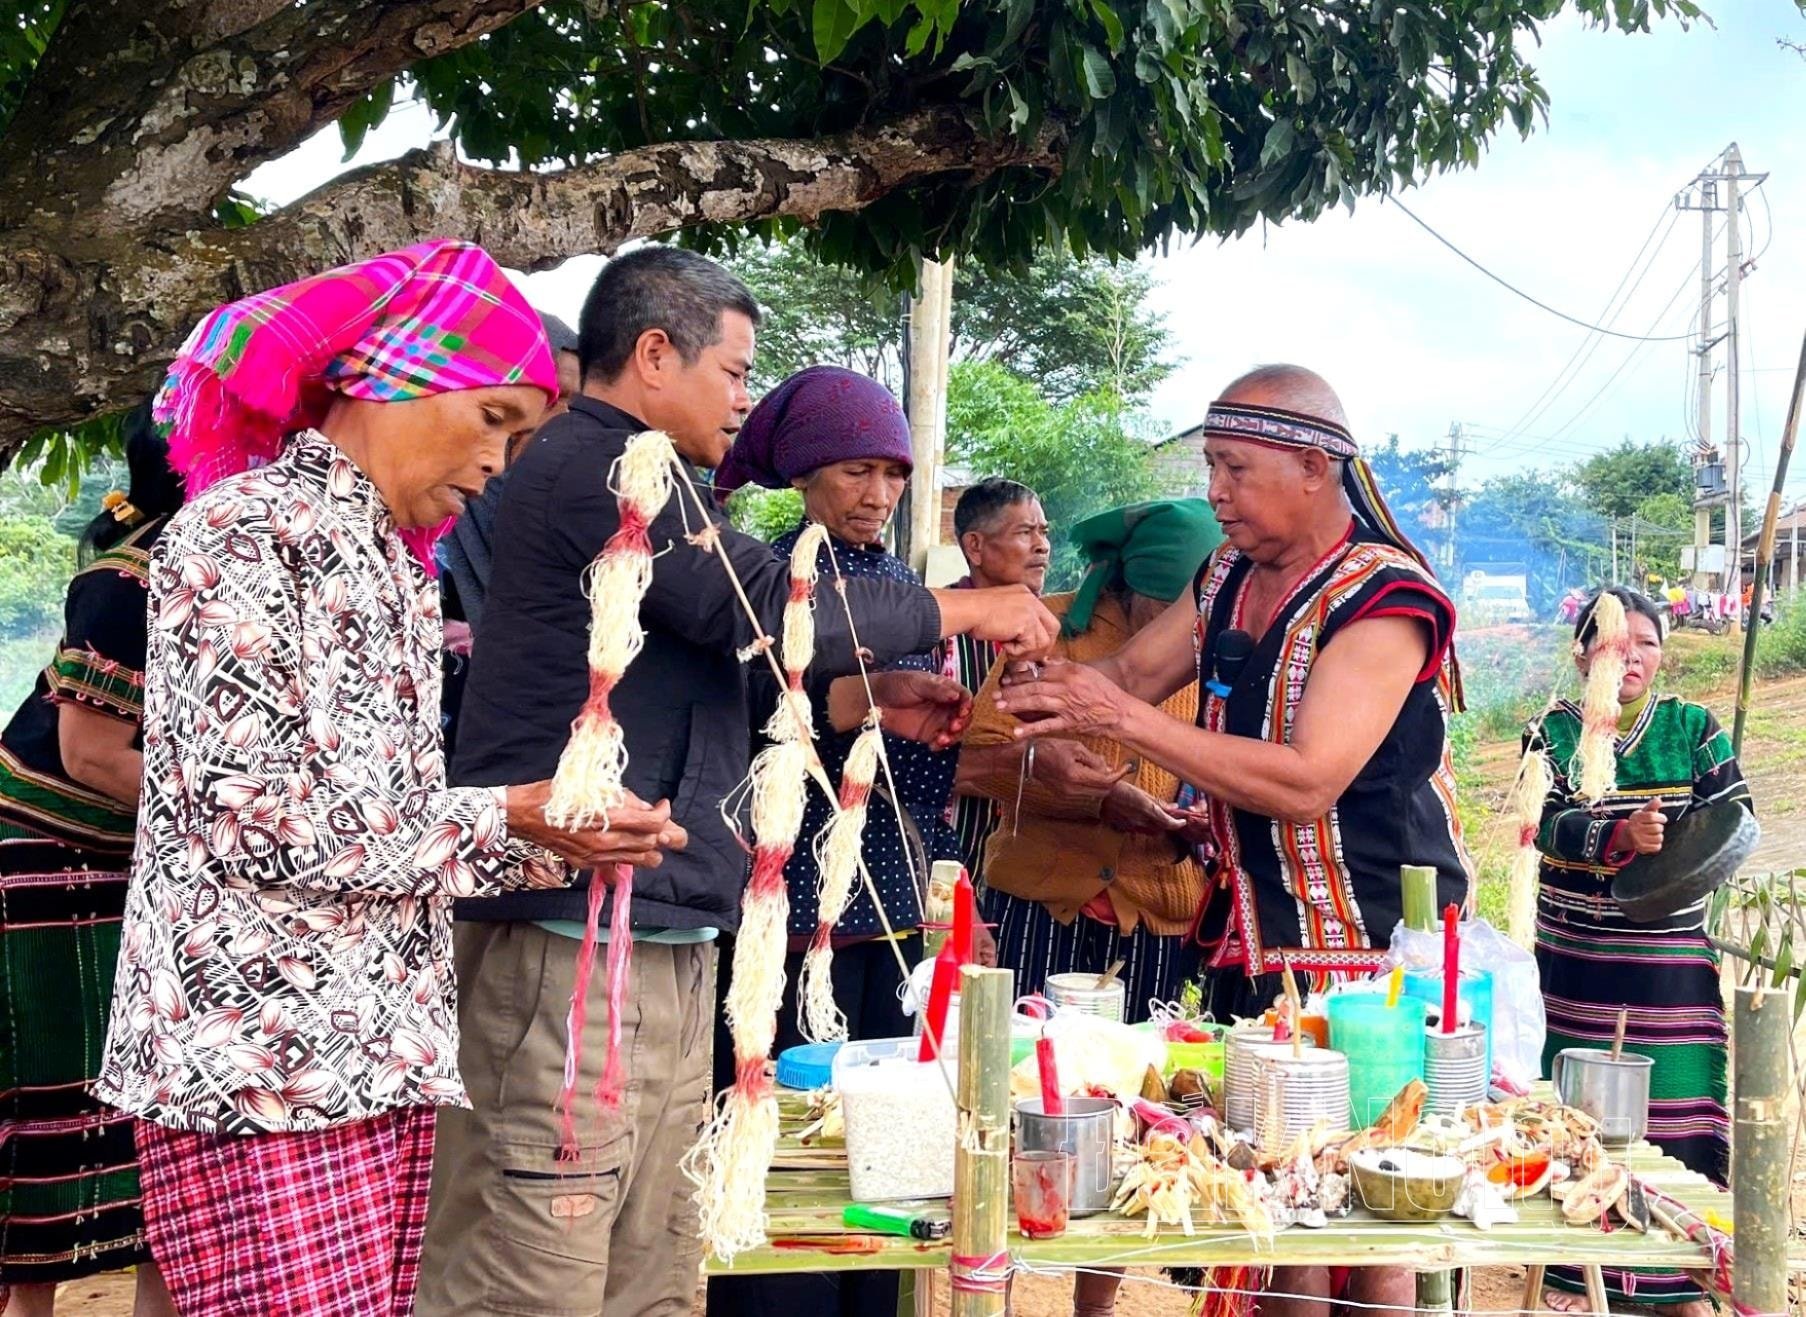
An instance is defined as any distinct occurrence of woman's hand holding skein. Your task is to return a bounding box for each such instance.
[506,782,688,878]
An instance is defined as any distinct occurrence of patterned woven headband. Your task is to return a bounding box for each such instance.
[1202,402,1359,460]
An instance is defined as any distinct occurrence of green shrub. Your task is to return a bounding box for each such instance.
[726,487,804,543]
[1755,595,1806,678]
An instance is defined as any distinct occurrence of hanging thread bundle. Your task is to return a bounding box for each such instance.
[1574,591,1630,803]
[798,719,882,1041]
[1505,743,1553,949]
[543,430,677,1157]
[684,524,826,1262]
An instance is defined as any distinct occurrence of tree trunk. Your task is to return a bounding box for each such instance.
[0,110,1060,454]
[0,0,1061,457]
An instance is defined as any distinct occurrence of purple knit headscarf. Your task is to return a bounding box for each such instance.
[713,365,912,502]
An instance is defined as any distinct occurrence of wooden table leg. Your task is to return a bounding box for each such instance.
[1520,1264,1546,1313]
[1582,1266,1610,1313]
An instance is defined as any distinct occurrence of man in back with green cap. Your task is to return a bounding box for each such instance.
[963,497,1224,1016]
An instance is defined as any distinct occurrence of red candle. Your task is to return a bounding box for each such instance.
[918,940,961,1062]
[1442,903,1460,1035]
[1036,1035,1064,1115]
[952,868,976,966]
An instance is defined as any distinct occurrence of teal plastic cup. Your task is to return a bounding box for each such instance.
[1328,994,1427,1128]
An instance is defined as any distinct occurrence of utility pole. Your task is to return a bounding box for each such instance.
[1792,508,1800,595]
[1442,422,1464,574]
[1611,519,1620,584]
[1724,145,1746,634]
[901,255,955,572]
[1676,144,1767,611]
[1683,166,1717,591]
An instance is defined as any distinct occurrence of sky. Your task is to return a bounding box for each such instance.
[243,1,1806,498]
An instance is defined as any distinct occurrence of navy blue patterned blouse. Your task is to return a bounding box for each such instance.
[768,522,960,940]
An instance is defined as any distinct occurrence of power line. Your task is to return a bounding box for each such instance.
[1387,196,1699,343]
[1482,207,1682,453]
[1523,261,1701,457]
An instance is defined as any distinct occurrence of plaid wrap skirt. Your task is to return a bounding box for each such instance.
[135,1105,435,1315]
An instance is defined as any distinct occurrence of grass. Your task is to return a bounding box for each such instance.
[0,625,56,716]
[1757,595,1806,678]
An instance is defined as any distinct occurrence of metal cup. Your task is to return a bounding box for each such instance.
[1016,1097,1116,1215]
[1552,1048,1652,1144]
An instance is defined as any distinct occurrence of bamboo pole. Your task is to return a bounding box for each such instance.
[1401,862,1455,1311]
[1731,984,1791,1314]
[1401,865,1439,934]
[951,965,1013,1317]
[1733,327,1806,753]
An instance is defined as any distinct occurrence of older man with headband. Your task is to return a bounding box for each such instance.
[996,365,1468,1317]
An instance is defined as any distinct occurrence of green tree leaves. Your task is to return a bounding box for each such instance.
[946,361,1170,589]
[722,237,1175,404]
[368,0,1699,282]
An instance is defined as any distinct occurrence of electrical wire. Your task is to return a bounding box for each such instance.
[1506,258,1703,463]
[1388,196,1698,344]
[1748,177,1773,266]
[1481,207,1681,453]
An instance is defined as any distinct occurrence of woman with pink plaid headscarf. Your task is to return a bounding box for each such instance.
[95,240,688,1316]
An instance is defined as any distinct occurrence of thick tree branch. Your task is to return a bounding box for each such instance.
[0,0,548,236]
[0,107,1063,454]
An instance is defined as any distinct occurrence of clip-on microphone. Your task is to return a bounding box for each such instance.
[1205,629,1253,699]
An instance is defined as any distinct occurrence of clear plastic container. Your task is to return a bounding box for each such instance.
[834,1037,959,1202]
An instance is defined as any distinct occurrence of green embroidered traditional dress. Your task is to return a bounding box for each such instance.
[1529,691,1749,1306]
[0,519,160,1288]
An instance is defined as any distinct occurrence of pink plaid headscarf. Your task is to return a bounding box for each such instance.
[154,239,558,570]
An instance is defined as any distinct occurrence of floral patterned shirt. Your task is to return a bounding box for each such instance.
[97,431,562,1134]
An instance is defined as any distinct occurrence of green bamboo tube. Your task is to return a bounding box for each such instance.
[1403,863,1450,1308]
[951,965,1013,1317]
[1733,329,1804,753]
[1401,865,1439,934]
[1731,985,1790,1313]
[1416,1268,1453,1312]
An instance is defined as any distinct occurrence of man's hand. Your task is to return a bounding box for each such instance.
[994,658,1131,738]
[1100,781,1184,835]
[505,783,689,871]
[972,920,998,968]
[443,619,474,657]
[868,671,973,750]
[1032,739,1131,804]
[1168,805,1214,848]
[1623,798,1667,856]
[935,585,1060,659]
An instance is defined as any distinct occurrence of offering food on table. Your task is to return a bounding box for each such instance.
[1348,1148,1463,1223]
[1168,1067,1215,1108]
[797,1087,843,1145]
[1141,1065,1170,1103]
[1110,1130,1275,1241]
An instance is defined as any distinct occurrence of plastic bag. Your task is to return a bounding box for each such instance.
[1383,917,1545,1091]
[1007,1012,1166,1103]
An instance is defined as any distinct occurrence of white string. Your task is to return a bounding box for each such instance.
[1005,1258,1786,1316]
[662,458,959,1099]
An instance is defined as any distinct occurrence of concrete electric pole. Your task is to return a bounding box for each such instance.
[1723,146,1746,632]
[1442,422,1464,574]
[1676,144,1767,617]
[900,255,955,571]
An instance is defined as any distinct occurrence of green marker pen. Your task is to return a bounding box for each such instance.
[842,1203,952,1241]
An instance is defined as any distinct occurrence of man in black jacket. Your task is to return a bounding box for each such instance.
[417,248,1056,1317]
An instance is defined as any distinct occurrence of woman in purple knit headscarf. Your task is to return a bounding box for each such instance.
[708,367,982,1317]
